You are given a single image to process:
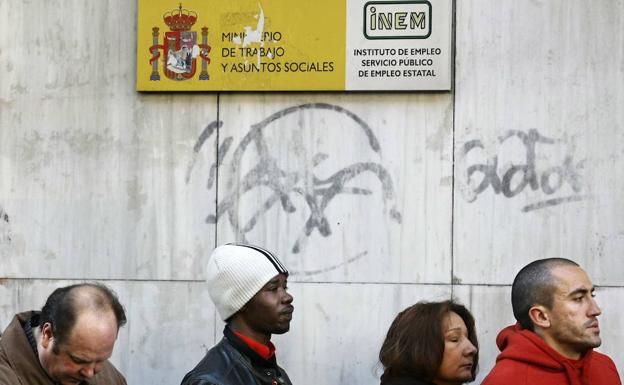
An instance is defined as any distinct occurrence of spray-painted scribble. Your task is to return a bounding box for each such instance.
[0,207,10,244]
[460,129,585,212]
[290,252,367,276]
[187,103,401,253]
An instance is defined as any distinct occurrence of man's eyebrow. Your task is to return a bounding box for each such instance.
[568,286,595,297]
[265,277,280,286]
[68,353,91,363]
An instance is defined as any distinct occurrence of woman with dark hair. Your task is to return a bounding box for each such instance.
[379,300,479,385]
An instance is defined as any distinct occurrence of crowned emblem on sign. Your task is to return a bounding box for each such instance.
[149,3,211,81]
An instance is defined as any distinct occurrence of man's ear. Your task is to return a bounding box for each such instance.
[528,305,551,329]
[40,322,54,349]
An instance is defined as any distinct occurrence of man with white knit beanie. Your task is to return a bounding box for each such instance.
[180,243,294,385]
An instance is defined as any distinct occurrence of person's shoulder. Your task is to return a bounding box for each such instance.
[590,351,622,381]
[0,319,31,384]
[180,364,226,385]
[189,340,236,372]
[481,359,529,385]
[91,360,127,385]
[180,375,220,385]
[592,350,618,366]
[0,353,21,385]
[180,341,235,385]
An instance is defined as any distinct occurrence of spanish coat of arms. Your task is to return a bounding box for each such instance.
[149,4,211,81]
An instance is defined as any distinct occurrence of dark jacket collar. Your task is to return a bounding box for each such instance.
[223,325,279,370]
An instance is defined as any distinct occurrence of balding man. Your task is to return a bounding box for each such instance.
[0,283,127,385]
[483,258,621,385]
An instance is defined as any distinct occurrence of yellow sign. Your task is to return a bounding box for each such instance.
[137,1,452,91]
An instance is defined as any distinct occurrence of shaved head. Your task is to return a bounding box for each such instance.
[511,258,579,330]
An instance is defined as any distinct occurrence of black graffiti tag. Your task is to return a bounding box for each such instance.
[187,103,402,253]
[462,129,585,211]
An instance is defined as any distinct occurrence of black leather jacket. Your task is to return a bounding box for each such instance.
[180,326,292,385]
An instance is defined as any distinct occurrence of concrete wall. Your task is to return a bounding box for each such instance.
[1,0,622,384]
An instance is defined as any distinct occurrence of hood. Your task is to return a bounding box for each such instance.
[496,323,593,385]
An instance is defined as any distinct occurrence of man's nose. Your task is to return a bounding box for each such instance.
[589,297,602,317]
[80,363,99,379]
[282,290,293,304]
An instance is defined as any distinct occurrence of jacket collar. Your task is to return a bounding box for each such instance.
[232,330,276,360]
[1,312,95,385]
[496,323,594,385]
[223,325,279,370]
[2,311,58,385]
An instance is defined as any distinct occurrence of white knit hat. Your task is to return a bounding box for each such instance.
[206,243,289,321]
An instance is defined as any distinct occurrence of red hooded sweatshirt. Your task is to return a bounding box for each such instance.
[482,324,621,385]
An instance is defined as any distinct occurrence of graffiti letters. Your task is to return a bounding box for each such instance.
[187,103,401,253]
[460,129,586,212]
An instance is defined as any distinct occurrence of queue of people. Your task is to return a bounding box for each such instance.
[0,244,620,385]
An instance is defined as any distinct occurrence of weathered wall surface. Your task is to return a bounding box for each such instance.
[1,1,622,384]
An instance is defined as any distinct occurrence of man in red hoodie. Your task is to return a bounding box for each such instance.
[482,258,621,385]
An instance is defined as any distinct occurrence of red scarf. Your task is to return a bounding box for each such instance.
[233,330,276,360]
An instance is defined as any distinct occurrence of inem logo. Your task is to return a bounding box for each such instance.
[364,1,432,40]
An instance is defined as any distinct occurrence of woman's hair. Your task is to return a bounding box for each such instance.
[378,300,478,381]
